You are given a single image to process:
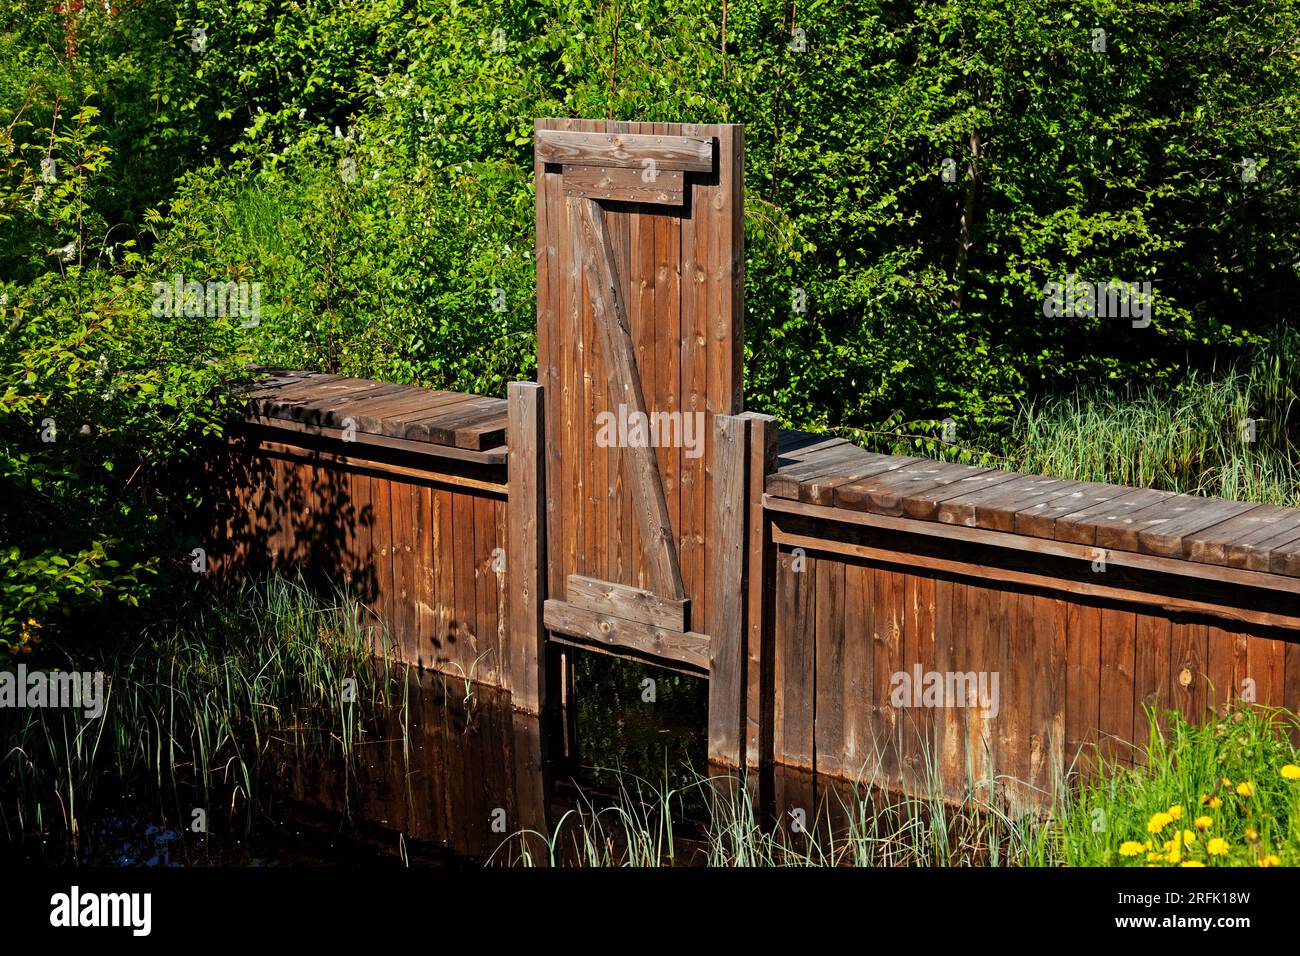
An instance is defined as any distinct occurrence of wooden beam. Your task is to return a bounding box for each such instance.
[543,599,710,671]
[741,413,778,768]
[241,414,508,465]
[565,574,689,631]
[763,493,1300,599]
[577,197,686,601]
[508,382,549,714]
[563,164,684,205]
[244,438,508,496]
[768,525,1300,633]
[537,129,713,172]
[707,413,749,766]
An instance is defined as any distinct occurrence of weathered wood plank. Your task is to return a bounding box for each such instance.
[777,547,816,770]
[1065,600,1101,777]
[565,573,689,632]
[936,474,1079,528]
[741,413,777,768]
[1053,487,1175,546]
[947,477,1086,532]
[800,454,922,507]
[1133,612,1173,745]
[1184,506,1300,566]
[841,557,874,783]
[814,554,846,778]
[1135,500,1261,558]
[536,128,714,171]
[766,442,876,499]
[542,599,710,671]
[577,196,686,600]
[707,413,749,766]
[1097,607,1136,768]
[832,460,979,515]
[563,163,684,205]
[507,383,547,714]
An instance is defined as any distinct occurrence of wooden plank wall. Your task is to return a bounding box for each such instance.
[209,438,510,686]
[770,539,1300,811]
[534,118,743,637]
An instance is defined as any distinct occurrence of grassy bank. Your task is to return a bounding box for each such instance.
[1014,345,1300,505]
[504,707,1300,867]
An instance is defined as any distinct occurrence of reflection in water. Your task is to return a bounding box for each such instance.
[9,646,955,867]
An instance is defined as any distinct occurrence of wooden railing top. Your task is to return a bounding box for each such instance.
[239,370,508,464]
[767,430,1300,579]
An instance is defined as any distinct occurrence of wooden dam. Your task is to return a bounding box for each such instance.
[207,119,1300,813]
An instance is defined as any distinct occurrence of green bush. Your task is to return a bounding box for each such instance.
[4,0,1300,639]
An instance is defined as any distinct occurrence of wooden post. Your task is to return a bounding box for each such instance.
[507,381,548,714]
[740,413,777,769]
[707,413,750,766]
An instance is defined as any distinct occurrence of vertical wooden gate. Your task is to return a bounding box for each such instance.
[523,118,746,760]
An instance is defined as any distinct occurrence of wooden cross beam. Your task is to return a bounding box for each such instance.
[575,196,687,602]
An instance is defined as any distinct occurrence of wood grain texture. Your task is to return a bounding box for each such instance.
[707,413,749,765]
[536,129,713,170]
[542,599,709,671]
[563,163,684,204]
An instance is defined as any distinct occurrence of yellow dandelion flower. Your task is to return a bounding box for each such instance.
[1236,781,1255,798]
[1180,861,1205,867]
[1281,764,1300,782]
[1207,838,1230,856]
[1209,796,1223,809]
[1180,829,1196,846]
[1147,811,1173,834]
[1260,855,1280,868]
[1147,851,1163,862]
[1222,776,1233,787]
[1194,816,1213,831]
[1168,805,1184,821]
[1119,841,1144,857]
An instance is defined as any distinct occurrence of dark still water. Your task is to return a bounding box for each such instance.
[4,649,717,867]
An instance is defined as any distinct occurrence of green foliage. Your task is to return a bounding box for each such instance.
[3,0,1300,639]
[1,92,252,647]
[0,575,398,847]
[1054,707,1300,867]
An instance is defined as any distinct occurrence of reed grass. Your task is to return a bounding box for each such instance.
[1013,334,1300,504]
[500,706,1299,867]
[1,576,405,852]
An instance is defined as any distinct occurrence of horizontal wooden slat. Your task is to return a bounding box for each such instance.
[543,599,710,671]
[536,129,713,172]
[769,523,1300,634]
[239,416,507,465]
[566,573,690,631]
[241,370,507,452]
[562,164,684,205]
[769,429,1300,579]
[763,494,1300,599]
[245,437,508,494]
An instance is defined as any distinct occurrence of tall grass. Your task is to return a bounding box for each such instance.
[1,576,405,852]
[500,707,1299,867]
[1014,336,1300,504]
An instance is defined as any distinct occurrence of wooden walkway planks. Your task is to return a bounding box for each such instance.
[768,432,1300,579]
[241,370,508,455]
